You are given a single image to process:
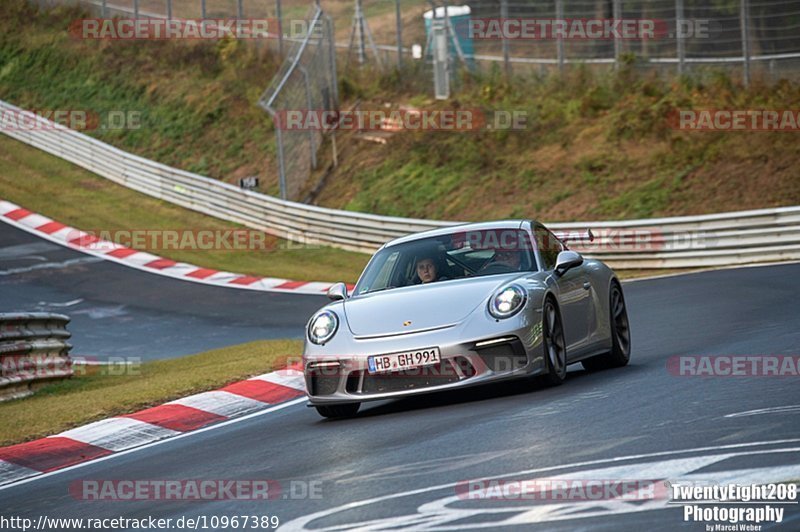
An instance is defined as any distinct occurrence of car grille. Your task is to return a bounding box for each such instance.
[307,366,340,396]
[359,358,474,395]
[475,338,528,373]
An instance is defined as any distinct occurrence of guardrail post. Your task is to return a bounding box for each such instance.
[740,0,751,87]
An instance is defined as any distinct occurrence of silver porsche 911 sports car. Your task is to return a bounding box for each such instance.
[303,220,631,418]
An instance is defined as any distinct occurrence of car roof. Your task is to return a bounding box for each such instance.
[384,220,532,248]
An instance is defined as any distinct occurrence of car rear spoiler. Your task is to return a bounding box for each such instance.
[553,229,595,245]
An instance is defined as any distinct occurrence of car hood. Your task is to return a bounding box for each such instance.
[343,274,524,338]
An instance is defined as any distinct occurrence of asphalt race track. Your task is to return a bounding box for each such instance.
[1,259,799,530]
[0,223,327,360]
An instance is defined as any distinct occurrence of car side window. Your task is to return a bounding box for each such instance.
[534,226,562,270]
[357,251,399,294]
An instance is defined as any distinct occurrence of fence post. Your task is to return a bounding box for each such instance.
[276,0,284,57]
[432,20,450,99]
[102,0,107,17]
[501,0,510,79]
[167,0,172,20]
[676,0,685,75]
[395,0,403,68]
[201,0,206,19]
[327,15,339,167]
[556,0,564,74]
[134,0,139,18]
[299,67,317,170]
[237,0,243,19]
[327,16,339,109]
[268,109,288,200]
[355,0,366,65]
[740,0,751,87]
[612,0,621,70]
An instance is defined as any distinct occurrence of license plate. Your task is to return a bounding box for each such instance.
[368,347,441,374]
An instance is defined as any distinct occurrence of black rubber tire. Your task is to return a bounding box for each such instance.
[582,282,631,371]
[540,298,567,386]
[315,403,360,419]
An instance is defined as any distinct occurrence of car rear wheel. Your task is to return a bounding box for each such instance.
[582,282,631,371]
[541,298,567,386]
[315,403,360,419]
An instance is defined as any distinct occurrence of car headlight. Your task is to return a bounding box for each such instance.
[488,284,526,319]
[308,310,339,345]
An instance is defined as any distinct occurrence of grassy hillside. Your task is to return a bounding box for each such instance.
[326,65,800,221]
[0,0,283,193]
[1,0,799,226]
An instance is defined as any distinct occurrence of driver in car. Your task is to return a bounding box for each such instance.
[415,250,450,284]
[494,249,522,270]
[416,257,438,283]
[479,246,523,273]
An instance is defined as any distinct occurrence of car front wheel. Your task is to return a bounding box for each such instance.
[582,282,631,371]
[541,298,567,386]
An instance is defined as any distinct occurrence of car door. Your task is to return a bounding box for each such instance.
[534,225,593,356]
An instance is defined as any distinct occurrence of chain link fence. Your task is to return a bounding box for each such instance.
[32,0,800,82]
[336,0,800,86]
[258,6,338,201]
[459,0,800,83]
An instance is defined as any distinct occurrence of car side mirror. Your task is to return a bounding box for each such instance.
[327,282,348,301]
[554,250,583,276]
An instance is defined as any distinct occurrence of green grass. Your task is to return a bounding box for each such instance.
[0,135,368,283]
[0,339,303,446]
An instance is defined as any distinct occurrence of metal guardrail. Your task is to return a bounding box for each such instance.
[0,313,73,401]
[2,98,800,269]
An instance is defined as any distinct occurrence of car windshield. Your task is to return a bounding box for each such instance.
[354,228,536,296]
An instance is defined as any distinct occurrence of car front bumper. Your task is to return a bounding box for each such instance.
[303,317,546,405]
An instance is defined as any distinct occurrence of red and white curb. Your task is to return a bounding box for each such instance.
[0,363,306,487]
[0,199,354,295]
